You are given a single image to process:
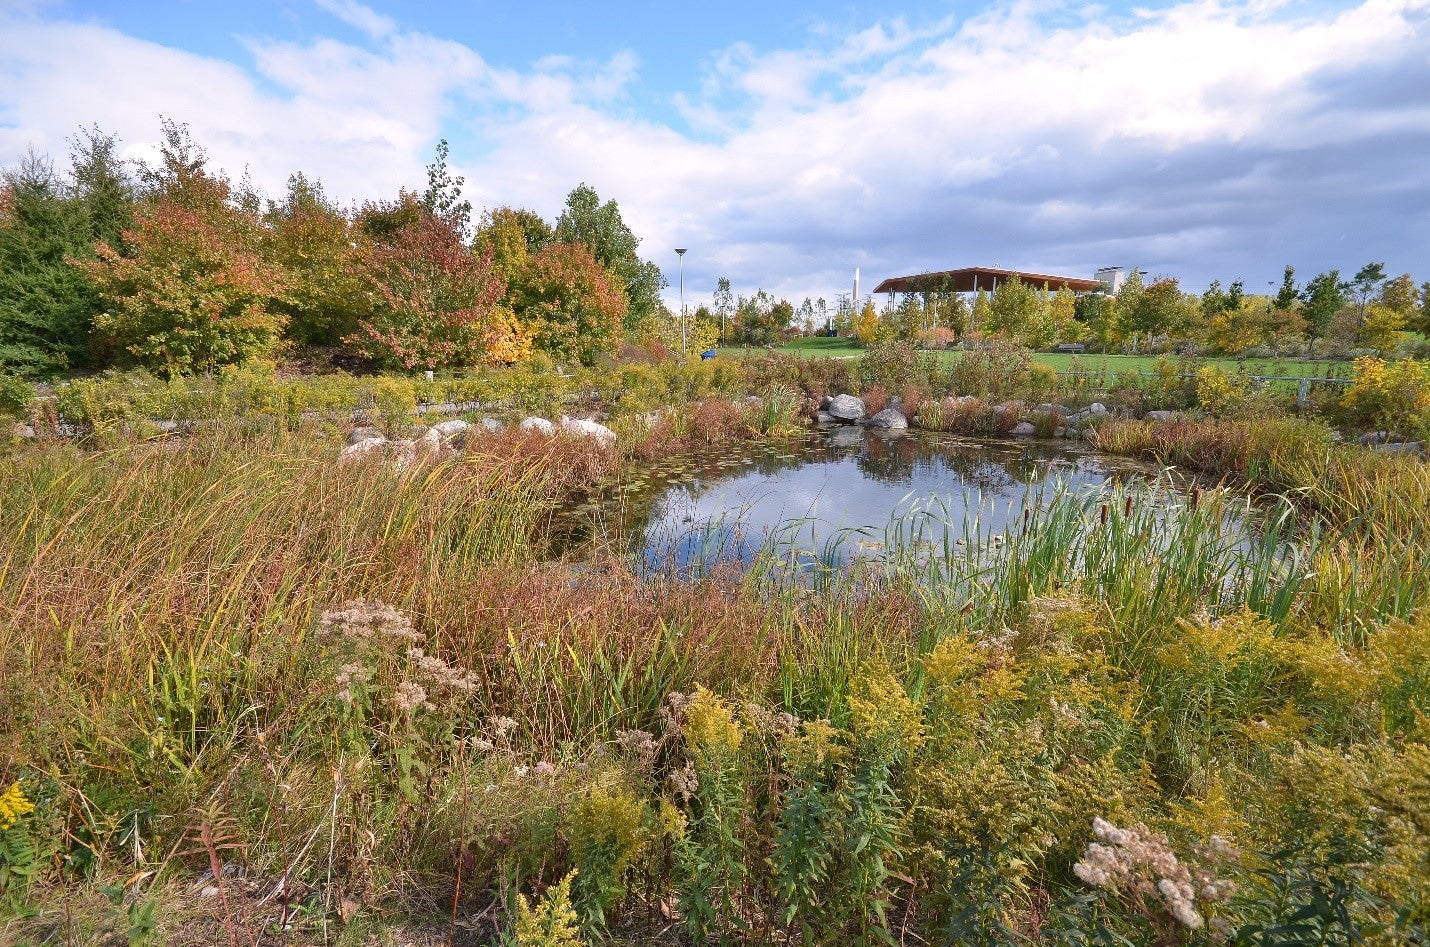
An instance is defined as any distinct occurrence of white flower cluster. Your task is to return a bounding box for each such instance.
[616,728,658,756]
[744,702,799,735]
[334,661,373,705]
[318,600,421,645]
[1073,817,1238,932]
[405,646,478,694]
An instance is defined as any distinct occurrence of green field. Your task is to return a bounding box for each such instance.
[724,336,1354,379]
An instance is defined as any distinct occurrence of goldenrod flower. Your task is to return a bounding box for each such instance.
[0,781,34,831]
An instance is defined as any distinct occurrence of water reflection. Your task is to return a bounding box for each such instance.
[560,427,1176,573]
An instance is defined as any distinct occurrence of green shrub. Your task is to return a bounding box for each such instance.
[0,374,33,419]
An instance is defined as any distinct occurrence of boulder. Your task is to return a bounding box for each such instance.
[1373,440,1423,455]
[818,395,833,410]
[338,438,387,462]
[1145,410,1182,423]
[560,416,617,447]
[828,394,866,422]
[479,417,505,433]
[519,417,556,435]
[11,423,36,440]
[1358,431,1390,445]
[815,411,836,425]
[1088,402,1108,415]
[1010,421,1037,437]
[868,407,909,430]
[346,426,385,446]
[430,419,470,439]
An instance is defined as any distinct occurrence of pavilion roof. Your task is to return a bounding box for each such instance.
[871,266,1103,295]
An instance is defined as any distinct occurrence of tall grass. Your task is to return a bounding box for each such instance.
[1,412,1427,944]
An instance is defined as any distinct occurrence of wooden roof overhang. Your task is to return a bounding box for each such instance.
[872,266,1103,295]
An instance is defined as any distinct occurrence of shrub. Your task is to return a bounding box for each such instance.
[858,341,938,393]
[0,374,33,419]
[946,341,1033,398]
[1339,356,1430,438]
[1195,365,1253,417]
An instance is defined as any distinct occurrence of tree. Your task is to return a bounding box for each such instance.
[1418,282,1430,335]
[79,173,287,375]
[1299,271,1346,340]
[421,139,472,237]
[1274,265,1299,311]
[0,151,101,374]
[348,208,509,370]
[1358,303,1407,352]
[1125,276,1189,339]
[69,125,134,250]
[554,183,664,336]
[508,241,625,365]
[1378,273,1418,316]
[1201,280,1229,317]
[473,206,553,283]
[984,276,1042,342]
[1207,301,1278,355]
[266,173,369,346]
[1350,262,1387,319]
[1078,292,1121,351]
[853,299,879,343]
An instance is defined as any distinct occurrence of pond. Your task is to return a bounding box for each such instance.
[558,427,1213,574]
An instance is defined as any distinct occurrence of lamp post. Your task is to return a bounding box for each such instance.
[675,248,687,356]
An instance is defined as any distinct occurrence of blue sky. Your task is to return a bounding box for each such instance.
[2,0,1427,305]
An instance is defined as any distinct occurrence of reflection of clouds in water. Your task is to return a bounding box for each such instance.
[643,434,1138,570]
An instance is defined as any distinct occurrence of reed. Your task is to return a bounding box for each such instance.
[2,409,1427,945]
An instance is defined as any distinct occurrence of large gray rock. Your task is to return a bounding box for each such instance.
[346,426,385,446]
[1373,440,1423,455]
[519,417,556,435]
[338,437,387,462]
[1145,410,1182,423]
[815,411,836,425]
[11,423,36,440]
[479,417,505,433]
[1010,421,1037,437]
[430,419,470,439]
[560,416,617,447]
[828,394,866,422]
[868,407,909,430]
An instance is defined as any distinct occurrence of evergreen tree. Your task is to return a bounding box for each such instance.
[0,151,100,374]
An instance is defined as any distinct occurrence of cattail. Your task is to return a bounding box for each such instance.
[1100,503,1109,526]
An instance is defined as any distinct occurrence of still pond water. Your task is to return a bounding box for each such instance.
[561,427,1196,572]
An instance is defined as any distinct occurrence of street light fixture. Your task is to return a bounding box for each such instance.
[674,248,687,356]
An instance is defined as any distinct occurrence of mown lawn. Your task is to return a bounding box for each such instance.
[721,336,1354,379]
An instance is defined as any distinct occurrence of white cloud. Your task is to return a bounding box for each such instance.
[313,0,396,40]
[1,0,1426,303]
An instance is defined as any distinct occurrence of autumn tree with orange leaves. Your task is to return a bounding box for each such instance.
[348,198,517,370]
[509,241,626,366]
[77,121,287,375]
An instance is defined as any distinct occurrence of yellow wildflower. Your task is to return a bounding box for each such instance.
[0,781,34,831]
[681,685,742,757]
